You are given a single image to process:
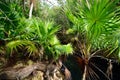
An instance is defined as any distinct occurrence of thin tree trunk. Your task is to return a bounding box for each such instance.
[106,60,113,79]
[29,1,33,19]
[82,65,87,80]
[22,0,25,10]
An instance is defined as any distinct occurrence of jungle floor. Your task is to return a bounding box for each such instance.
[0,55,120,80]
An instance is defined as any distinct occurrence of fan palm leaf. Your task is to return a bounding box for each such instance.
[65,0,120,80]
[65,0,120,56]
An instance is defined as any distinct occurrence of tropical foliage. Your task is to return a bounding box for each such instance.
[0,0,120,80]
[65,0,120,59]
[0,0,73,60]
[65,0,120,80]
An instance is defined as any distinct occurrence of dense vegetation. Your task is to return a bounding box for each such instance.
[0,0,120,80]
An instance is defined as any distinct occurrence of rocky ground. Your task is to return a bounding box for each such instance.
[0,55,120,80]
[0,59,68,80]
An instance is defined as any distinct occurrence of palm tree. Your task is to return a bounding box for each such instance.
[24,18,73,59]
[65,0,120,80]
[4,17,73,60]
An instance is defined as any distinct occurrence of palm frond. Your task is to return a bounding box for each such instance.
[54,43,73,55]
[6,40,37,56]
[23,18,73,59]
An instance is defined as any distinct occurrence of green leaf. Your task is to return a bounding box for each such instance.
[54,43,73,55]
[6,40,37,56]
[50,35,60,45]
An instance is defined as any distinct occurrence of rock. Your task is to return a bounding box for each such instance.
[0,70,18,80]
[16,65,38,79]
[0,62,46,80]
[0,61,71,80]
[31,71,44,80]
[44,64,64,80]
